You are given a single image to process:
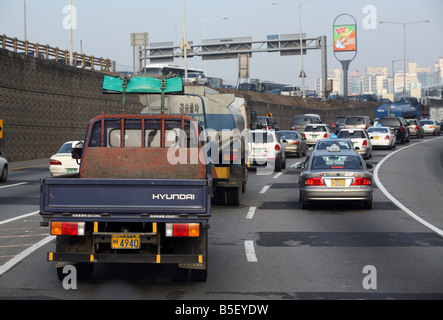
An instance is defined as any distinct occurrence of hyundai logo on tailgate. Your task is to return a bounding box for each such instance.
[152,194,195,200]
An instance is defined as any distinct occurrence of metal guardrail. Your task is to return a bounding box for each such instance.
[1,34,112,72]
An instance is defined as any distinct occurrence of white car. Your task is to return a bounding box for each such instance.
[367,126,396,149]
[248,130,286,172]
[420,119,441,136]
[302,124,333,146]
[0,151,8,182]
[337,129,372,159]
[49,141,83,176]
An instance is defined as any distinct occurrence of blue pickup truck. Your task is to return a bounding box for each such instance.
[40,76,211,282]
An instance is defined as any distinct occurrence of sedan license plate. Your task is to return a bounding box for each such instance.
[330,179,346,187]
[111,234,140,249]
[373,136,379,140]
[66,168,78,174]
[253,148,263,154]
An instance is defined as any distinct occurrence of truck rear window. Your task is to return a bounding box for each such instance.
[88,118,199,148]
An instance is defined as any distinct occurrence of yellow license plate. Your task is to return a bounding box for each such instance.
[374,136,379,140]
[112,234,140,249]
[331,179,346,187]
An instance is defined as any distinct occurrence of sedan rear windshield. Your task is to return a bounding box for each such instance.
[277,132,299,139]
[345,117,366,125]
[367,127,388,133]
[311,155,362,170]
[420,120,434,125]
[338,131,366,138]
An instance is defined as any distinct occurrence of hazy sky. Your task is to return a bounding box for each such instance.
[1,0,442,88]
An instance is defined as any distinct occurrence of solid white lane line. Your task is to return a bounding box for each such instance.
[246,207,256,219]
[259,185,271,194]
[0,235,55,276]
[0,211,40,226]
[244,240,258,262]
[374,137,443,237]
[0,182,28,189]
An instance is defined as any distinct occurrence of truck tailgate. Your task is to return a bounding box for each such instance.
[40,177,210,216]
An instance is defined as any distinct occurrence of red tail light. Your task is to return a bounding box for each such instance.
[399,127,403,132]
[302,133,306,139]
[362,139,367,146]
[305,177,325,186]
[415,126,418,130]
[50,160,62,165]
[384,135,390,140]
[352,177,372,185]
[275,144,281,150]
[323,133,328,138]
[292,141,299,145]
[51,222,85,236]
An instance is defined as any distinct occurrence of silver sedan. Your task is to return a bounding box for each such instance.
[277,130,307,158]
[296,146,374,209]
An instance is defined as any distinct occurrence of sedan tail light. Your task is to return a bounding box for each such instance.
[292,141,299,145]
[384,135,390,140]
[275,144,281,151]
[323,133,328,138]
[352,177,372,185]
[302,133,306,139]
[362,139,368,146]
[50,160,62,165]
[305,177,325,186]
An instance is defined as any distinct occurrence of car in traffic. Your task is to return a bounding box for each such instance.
[296,145,374,209]
[337,129,372,159]
[367,126,396,149]
[420,119,441,136]
[405,118,424,139]
[248,130,286,172]
[290,114,322,132]
[343,116,374,130]
[255,116,279,131]
[313,137,354,151]
[302,124,333,146]
[49,140,83,176]
[276,130,307,158]
[281,85,301,97]
[0,151,8,182]
[378,117,410,143]
[332,116,346,134]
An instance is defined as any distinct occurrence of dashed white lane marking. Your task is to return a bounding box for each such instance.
[273,172,283,179]
[246,207,256,219]
[259,184,271,194]
[0,211,40,226]
[0,182,28,189]
[374,137,443,237]
[244,240,258,262]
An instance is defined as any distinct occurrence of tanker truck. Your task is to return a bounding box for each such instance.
[139,84,249,206]
[376,98,420,119]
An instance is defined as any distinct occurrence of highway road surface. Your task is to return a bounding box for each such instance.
[0,135,442,302]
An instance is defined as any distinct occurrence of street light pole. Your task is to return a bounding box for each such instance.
[182,0,188,81]
[380,20,429,101]
[273,0,315,99]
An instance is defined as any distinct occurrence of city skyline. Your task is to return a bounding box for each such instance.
[318,57,443,100]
